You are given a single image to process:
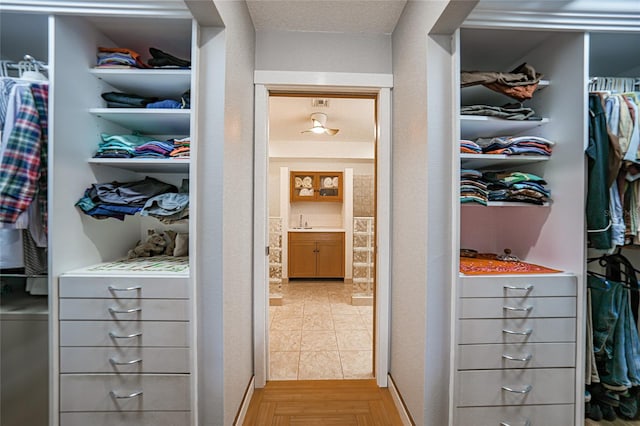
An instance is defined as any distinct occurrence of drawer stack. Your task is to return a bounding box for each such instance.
[454,274,577,426]
[58,274,190,426]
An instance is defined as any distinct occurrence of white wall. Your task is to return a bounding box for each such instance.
[195,1,255,425]
[255,30,392,73]
[390,2,454,425]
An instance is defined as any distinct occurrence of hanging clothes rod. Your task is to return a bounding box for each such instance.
[0,54,48,78]
[589,76,640,93]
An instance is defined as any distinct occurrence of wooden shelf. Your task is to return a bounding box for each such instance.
[460,153,550,169]
[460,115,549,140]
[89,108,190,135]
[88,158,189,173]
[90,68,191,98]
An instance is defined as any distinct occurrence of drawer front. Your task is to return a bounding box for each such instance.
[59,275,188,299]
[458,342,576,370]
[60,412,190,426]
[458,318,575,344]
[60,374,190,412]
[59,299,189,320]
[459,275,576,298]
[60,321,189,347]
[459,297,576,319]
[456,368,575,406]
[455,404,574,426]
[60,347,190,373]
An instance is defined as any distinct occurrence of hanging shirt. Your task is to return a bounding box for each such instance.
[0,83,48,231]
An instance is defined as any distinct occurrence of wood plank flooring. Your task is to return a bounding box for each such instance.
[243,380,405,425]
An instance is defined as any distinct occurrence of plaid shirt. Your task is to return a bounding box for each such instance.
[0,83,48,233]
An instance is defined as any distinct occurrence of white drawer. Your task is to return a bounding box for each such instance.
[456,368,575,406]
[60,374,190,412]
[60,412,190,426]
[458,343,576,370]
[459,275,576,298]
[459,297,576,319]
[455,404,574,426]
[59,299,189,321]
[458,318,575,344]
[60,321,189,347]
[59,275,188,299]
[60,347,190,373]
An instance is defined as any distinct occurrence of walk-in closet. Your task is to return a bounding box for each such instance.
[0,2,227,424]
[585,31,640,426]
[453,26,586,425]
[0,11,50,426]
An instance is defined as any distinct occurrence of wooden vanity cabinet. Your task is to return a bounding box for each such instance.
[288,232,344,278]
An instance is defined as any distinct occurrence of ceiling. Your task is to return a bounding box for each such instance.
[246,0,407,34]
[247,1,402,146]
[269,96,376,143]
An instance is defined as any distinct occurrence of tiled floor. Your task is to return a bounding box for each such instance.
[269,280,374,380]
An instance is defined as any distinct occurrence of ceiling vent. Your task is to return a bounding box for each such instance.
[311,98,330,108]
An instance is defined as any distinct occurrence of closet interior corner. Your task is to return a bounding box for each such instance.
[584,30,640,426]
[1,3,224,423]
[1,10,50,426]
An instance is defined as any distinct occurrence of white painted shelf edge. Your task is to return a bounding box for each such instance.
[461,201,550,207]
[460,153,550,169]
[89,108,191,134]
[461,116,550,140]
[88,158,190,173]
[89,68,191,98]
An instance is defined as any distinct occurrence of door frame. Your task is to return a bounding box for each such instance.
[253,71,393,388]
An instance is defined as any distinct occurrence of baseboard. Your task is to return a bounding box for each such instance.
[269,294,283,306]
[351,295,373,306]
[233,376,255,426]
[387,374,414,426]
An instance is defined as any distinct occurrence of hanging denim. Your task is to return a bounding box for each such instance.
[590,275,640,389]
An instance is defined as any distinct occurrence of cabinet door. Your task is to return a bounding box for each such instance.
[288,240,317,277]
[317,172,343,202]
[290,172,317,201]
[316,234,344,277]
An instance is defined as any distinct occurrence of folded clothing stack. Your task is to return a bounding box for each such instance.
[96,47,190,69]
[93,133,191,159]
[97,47,149,69]
[460,169,487,205]
[170,137,190,158]
[484,171,551,204]
[474,135,555,156]
[75,177,178,220]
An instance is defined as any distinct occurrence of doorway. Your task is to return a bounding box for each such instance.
[267,93,377,380]
[253,72,392,388]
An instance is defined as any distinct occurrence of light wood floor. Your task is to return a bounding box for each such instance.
[242,379,405,425]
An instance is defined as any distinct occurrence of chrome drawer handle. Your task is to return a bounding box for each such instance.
[108,307,142,314]
[500,420,531,426]
[109,331,142,339]
[501,385,533,394]
[503,305,533,312]
[502,353,533,362]
[108,285,142,292]
[502,328,533,336]
[109,357,142,366]
[110,390,143,399]
[503,285,533,291]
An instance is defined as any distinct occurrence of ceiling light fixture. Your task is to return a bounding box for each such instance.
[301,112,339,136]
